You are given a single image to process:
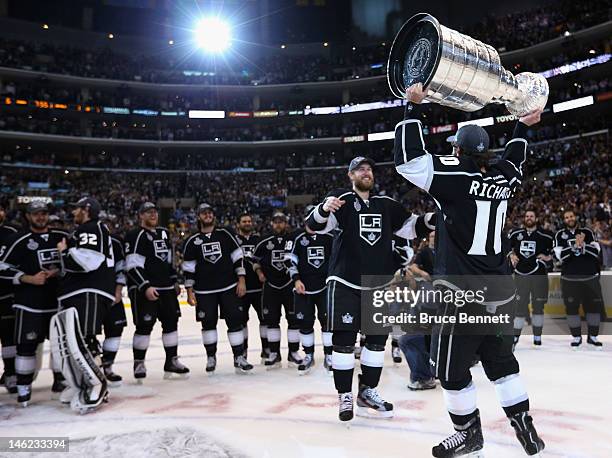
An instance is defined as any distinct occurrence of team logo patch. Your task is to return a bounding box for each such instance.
[262,307,269,315]
[143,314,153,321]
[300,237,310,247]
[197,310,205,319]
[242,245,254,257]
[266,241,275,251]
[194,238,203,246]
[26,331,37,340]
[296,312,304,320]
[271,250,285,271]
[201,241,222,264]
[153,239,170,262]
[38,248,61,270]
[517,233,523,241]
[561,232,568,240]
[519,240,537,258]
[27,239,39,250]
[342,313,353,324]
[147,233,153,241]
[359,214,382,246]
[307,246,325,268]
[354,200,361,212]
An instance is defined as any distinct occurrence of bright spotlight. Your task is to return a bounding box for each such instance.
[195,17,231,52]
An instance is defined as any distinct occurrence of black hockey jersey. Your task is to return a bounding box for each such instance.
[0,224,18,301]
[306,189,434,289]
[236,232,262,293]
[182,227,245,294]
[394,105,529,306]
[252,233,292,289]
[0,229,67,311]
[554,227,600,280]
[508,227,553,275]
[124,226,177,291]
[111,235,126,286]
[284,231,333,293]
[59,219,115,302]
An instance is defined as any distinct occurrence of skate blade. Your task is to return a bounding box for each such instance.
[298,367,313,376]
[235,367,254,375]
[19,401,29,408]
[355,405,394,419]
[265,363,282,371]
[163,372,190,380]
[134,378,145,385]
[462,451,484,457]
[588,345,603,351]
[107,380,123,388]
[287,361,301,368]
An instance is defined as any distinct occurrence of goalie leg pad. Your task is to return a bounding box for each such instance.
[49,308,108,412]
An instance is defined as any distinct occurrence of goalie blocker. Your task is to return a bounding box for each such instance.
[50,308,108,414]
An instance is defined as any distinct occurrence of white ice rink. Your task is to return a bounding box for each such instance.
[1,309,610,458]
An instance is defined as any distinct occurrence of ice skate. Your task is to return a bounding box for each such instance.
[264,352,281,370]
[17,384,31,408]
[356,376,394,419]
[234,354,254,374]
[206,355,217,373]
[133,359,146,383]
[287,351,303,368]
[163,356,190,379]
[510,412,545,456]
[103,365,123,387]
[570,336,582,349]
[587,335,603,350]
[338,392,354,422]
[392,346,402,364]
[297,354,314,375]
[432,412,484,457]
[2,374,17,394]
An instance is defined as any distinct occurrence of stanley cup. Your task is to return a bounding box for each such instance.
[387,13,549,116]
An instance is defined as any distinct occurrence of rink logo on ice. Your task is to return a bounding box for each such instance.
[201,242,222,264]
[359,214,382,246]
[271,250,285,271]
[307,247,325,268]
[154,239,170,262]
[519,240,537,258]
[342,313,354,324]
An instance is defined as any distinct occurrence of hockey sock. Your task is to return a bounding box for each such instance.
[332,346,355,393]
[443,381,478,427]
[133,333,151,361]
[287,328,300,353]
[360,345,385,388]
[322,331,333,355]
[391,337,399,349]
[162,331,178,361]
[494,373,530,417]
[566,314,581,337]
[243,326,249,352]
[1,345,16,376]
[15,348,36,387]
[267,327,281,354]
[532,314,544,337]
[228,329,245,357]
[201,329,218,357]
[300,330,315,354]
[102,336,121,366]
[259,324,269,353]
[513,316,525,338]
[586,313,600,337]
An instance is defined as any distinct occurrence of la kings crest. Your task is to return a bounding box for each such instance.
[153,239,170,262]
[359,214,382,246]
[519,240,537,258]
[201,241,222,264]
[307,246,325,268]
[271,250,285,271]
[38,248,61,270]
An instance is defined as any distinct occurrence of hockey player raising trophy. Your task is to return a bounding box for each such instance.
[388,13,547,458]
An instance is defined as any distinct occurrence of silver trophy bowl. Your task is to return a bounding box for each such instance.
[387,13,549,116]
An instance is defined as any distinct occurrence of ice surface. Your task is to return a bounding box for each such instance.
[1,309,610,458]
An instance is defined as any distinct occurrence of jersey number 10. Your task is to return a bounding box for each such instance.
[468,200,507,256]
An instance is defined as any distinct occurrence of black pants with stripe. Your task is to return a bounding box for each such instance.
[431,300,518,390]
[59,293,112,337]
